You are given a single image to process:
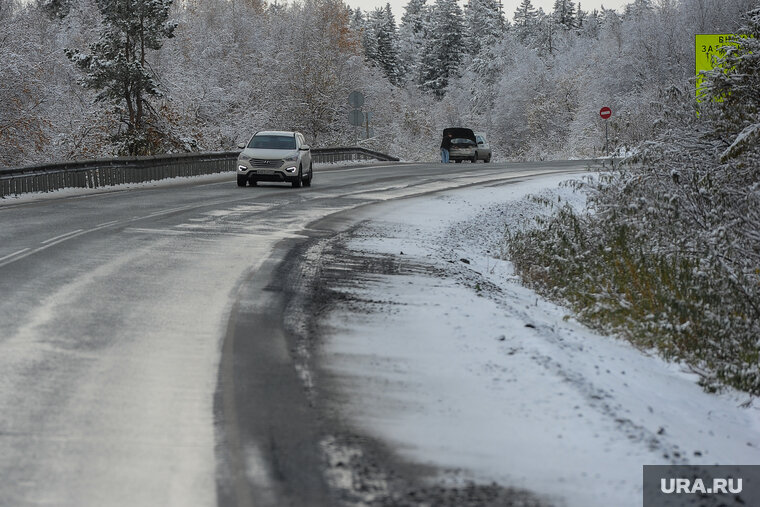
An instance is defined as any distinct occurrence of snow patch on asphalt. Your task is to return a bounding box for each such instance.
[320,173,760,507]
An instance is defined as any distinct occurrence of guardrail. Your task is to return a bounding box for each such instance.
[0,147,399,198]
[311,146,398,164]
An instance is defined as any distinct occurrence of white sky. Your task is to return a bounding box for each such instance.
[348,0,631,20]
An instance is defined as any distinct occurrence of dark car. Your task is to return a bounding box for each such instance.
[444,128,480,163]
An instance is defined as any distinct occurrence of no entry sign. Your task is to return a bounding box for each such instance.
[600,107,612,119]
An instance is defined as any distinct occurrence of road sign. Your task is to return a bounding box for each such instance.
[599,107,612,120]
[349,109,363,126]
[695,33,747,101]
[348,91,364,109]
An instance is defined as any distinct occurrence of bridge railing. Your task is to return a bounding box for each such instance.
[0,147,399,198]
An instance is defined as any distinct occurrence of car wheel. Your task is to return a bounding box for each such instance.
[292,166,302,188]
[472,152,478,163]
[303,163,312,187]
[485,156,491,163]
[237,175,247,187]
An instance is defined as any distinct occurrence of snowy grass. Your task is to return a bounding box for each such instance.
[504,176,760,397]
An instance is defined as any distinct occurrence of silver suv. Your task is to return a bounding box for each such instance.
[237,131,313,188]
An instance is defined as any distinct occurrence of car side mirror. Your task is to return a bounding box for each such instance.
[300,144,310,151]
[477,141,484,145]
[237,143,246,149]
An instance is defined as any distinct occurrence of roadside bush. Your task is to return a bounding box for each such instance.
[505,9,760,396]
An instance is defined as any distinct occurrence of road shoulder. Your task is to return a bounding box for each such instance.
[292,174,760,507]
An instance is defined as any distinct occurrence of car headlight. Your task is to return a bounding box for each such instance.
[284,154,298,161]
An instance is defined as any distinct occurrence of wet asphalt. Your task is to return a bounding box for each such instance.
[0,160,589,506]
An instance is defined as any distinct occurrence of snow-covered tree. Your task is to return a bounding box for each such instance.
[39,0,71,19]
[419,0,464,97]
[575,3,586,29]
[0,6,49,166]
[65,0,177,155]
[464,0,504,56]
[349,6,365,32]
[455,0,507,125]
[553,0,576,29]
[365,4,401,85]
[704,8,760,155]
[578,8,600,38]
[513,0,535,26]
[0,0,12,20]
[398,0,428,85]
[513,0,537,42]
[534,7,558,55]
[362,9,379,63]
[624,0,652,19]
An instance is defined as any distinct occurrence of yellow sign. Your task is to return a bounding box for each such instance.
[695,33,748,100]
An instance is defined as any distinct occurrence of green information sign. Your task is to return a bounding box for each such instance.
[695,33,748,100]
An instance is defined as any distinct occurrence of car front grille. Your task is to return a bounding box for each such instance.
[249,158,283,168]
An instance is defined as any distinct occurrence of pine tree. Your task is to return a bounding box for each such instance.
[513,0,537,43]
[65,0,177,155]
[398,0,428,85]
[362,9,379,63]
[350,6,365,32]
[624,0,652,20]
[513,0,536,28]
[579,8,600,38]
[535,8,557,55]
[552,0,576,29]
[464,0,504,56]
[374,4,401,85]
[418,0,464,97]
[576,2,586,29]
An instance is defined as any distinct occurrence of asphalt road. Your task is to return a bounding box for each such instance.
[0,160,589,506]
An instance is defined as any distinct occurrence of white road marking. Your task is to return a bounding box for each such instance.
[0,248,30,265]
[125,228,193,236]
[41,229,84,244]
[317,163,418,174]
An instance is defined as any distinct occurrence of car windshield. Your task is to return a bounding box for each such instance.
[248,135,296,150]
[452,138,475,146]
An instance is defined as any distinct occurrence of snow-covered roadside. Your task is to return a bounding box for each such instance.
[319,173,760,507]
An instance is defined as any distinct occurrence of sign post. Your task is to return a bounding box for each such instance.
[348,91,365,146]
[599,106,612,165]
